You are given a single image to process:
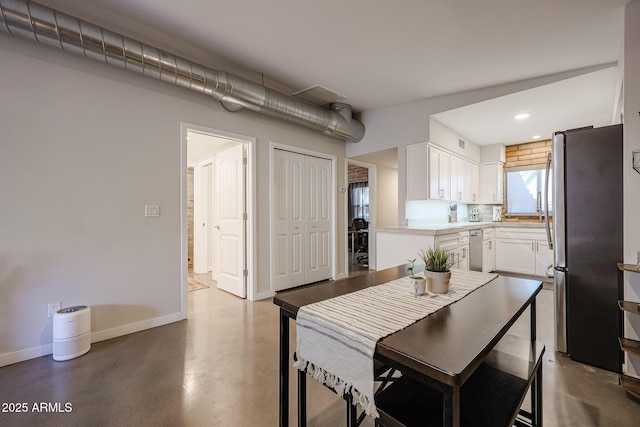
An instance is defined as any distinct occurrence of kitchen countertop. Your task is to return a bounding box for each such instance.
[374,221,548,235]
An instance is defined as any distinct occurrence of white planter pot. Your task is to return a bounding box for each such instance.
[425,270,452,294]
[409,277,426,296]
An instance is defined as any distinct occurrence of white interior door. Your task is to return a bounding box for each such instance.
[215,144,246,298]
[193,160,212,274]
[289,153,306,287]
[272,149,332,290]
[305,156,332,283]
[273,150,290,290]
[273,150,305,290]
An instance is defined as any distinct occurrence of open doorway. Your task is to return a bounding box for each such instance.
[346,148,399,273]
[181,124,256,311]
[346,160,376,274]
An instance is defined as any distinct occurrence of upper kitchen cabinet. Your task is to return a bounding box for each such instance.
[480,162,504,204]
[465,161,480,203]
[479,144,506,204]
[450,155,464,202]
[451,156,479,203]
[406,142,480,203]
[429,145,450,200]
[406,142,429,200]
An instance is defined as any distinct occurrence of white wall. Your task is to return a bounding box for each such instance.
[376,165,398,227]
[623,0,640,378]
[0,34,348,366]
[428,118,481,162]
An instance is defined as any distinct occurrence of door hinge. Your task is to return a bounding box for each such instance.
[243,269,248,277]
[243,157,247,165]
[243,213,247,220]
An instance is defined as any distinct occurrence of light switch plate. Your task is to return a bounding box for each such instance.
[145,205,160,217]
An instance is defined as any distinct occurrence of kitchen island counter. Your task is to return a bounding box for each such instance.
[375,221,547,236]
[374,221,549,271]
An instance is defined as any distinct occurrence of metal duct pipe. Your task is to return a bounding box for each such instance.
[0,0,365,142]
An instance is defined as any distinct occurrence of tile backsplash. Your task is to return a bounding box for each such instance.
[405,200,506,225]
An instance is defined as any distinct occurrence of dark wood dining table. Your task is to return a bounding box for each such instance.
[273,265,544,427]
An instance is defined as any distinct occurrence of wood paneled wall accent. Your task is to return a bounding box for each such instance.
[348,164,368,183]
[505,139,552,168]
[187,167,194,268]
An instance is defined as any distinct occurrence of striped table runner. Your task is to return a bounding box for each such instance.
[294,268,498,418]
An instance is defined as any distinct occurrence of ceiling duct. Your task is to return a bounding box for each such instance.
[0,0,365,142]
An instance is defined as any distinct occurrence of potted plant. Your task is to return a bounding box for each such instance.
[407,258,426,296]
[420,246,455,294]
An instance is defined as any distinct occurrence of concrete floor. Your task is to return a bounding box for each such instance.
[1,272,639,426]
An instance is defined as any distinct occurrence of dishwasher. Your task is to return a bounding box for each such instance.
[469,229,483,272]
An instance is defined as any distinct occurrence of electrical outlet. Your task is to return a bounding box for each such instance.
[145,205,159,217]
[48,302,61,318]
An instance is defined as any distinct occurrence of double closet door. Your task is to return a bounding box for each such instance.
[273,149,332,291]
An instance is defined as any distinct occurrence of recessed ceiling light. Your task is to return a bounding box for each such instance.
[515,113,530,120]
[532,135,541,140]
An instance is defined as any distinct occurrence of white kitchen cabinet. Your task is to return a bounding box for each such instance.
[480,162,503,204]
[457,231,470,271]
[406,142,429,200]
[494,227,553,277]
[465,161,479,203]
[435,231,469,271]
[457,244,470,270]
[450,155,465,202]
[495,238,536,274]
[482,239,495,273]
[406,142,479,203]
[429,146,450,200]
[482,227,495,273]
[452,157,477,203]
[534,240,553,277]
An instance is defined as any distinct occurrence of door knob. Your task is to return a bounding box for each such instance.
[215,225,220,230]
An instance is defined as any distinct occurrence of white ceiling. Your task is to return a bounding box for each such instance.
[41,0,628,146]
[434,65,621,146]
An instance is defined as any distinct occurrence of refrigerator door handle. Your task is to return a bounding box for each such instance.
[544,152,553,250]
[555,268,567,353]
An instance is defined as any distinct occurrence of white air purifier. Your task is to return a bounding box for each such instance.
[53,305,91,361]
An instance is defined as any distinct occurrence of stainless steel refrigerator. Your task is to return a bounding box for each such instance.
[545,124,623,373]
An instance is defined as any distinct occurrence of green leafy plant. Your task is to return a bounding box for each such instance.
[420,246,455,272]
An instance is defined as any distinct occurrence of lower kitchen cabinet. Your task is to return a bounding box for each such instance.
[534,240,553,277]
[456,244,470,270]
[436,231,470,271]
[496,239,535,274]
[495,227,553,278]
[482,239,495,273]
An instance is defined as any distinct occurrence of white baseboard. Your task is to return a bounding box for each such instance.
[0,344,54,368]
[0,311,186,368]
[90,311,186,343]
[253,290,274,301]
